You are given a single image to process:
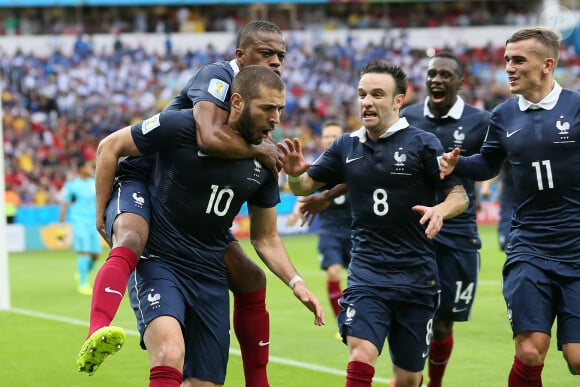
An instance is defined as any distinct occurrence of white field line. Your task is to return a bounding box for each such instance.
[7,307,395,384]
[8,280,502,384]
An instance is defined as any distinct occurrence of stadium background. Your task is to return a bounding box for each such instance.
[2,0,579,251]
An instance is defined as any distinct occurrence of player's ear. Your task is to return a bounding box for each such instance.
[230,92,244,112]
[394,93,405,110]
[235,48,245,66]
[543,57,556,74]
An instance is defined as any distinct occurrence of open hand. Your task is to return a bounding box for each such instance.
[293,281,325,326]
[439,147,461,180]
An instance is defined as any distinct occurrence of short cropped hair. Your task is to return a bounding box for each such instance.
[433,51,463,76]
[506,26,561,63]
[232,65,285,101]
[360,61,408,96]
[236,20,284,49]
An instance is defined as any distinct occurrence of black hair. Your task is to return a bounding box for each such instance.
[433,51,463,76]
[236,20,284,49]
[360,61,408,96]
[232,65,285,100]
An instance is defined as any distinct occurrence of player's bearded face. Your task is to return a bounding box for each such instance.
[238,103,263,145]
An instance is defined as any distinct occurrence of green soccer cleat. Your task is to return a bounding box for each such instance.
[76,326,126,375]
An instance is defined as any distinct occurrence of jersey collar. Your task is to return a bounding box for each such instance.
[423,95,464,119]
[350,117,410,143]
[229,59,240,75]
[517,81,561,111]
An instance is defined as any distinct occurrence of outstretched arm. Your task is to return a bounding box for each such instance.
[298,184,349,226]
[277,138,326,195]
[95,126,142,239]
[193,101,281,176]
[440,147,503,181]
[249,205,325,326]
[412,184,469,240]
[438,147,461,180]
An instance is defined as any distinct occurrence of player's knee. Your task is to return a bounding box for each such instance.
[327,264,342,281]
[251,264,267,287]
[225,243,266,292]
[393,372,422,387]
[114,230,147,257]
[151,342,185,368]
[516,347,544,366]
[433,319,453,340]
[112,217,149,256]
[229,260,266,292]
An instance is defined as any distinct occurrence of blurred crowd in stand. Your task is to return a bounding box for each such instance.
[2,18,579,211]
[0,2,544,35]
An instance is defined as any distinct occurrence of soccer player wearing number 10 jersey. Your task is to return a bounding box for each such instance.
[439,27,580,386]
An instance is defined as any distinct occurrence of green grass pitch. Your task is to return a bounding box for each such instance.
[1,225,577,386]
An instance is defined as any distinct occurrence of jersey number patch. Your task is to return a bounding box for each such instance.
[531,160,554,190]
[206,185,234,216]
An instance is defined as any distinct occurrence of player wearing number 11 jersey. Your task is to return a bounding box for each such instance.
[439,27,580,385]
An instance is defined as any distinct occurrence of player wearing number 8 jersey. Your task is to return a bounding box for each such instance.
[439,27,580,385]
[279,61,469,387]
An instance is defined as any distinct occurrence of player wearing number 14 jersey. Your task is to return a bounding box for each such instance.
[439,27,580,385]
[401,51,490,387]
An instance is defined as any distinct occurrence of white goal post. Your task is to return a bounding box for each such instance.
[0,81,10,310]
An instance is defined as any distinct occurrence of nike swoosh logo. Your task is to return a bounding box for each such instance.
[506,128,524,137]
[198,150,210,157]
[258,340,270,347]
[421,349,430,358]
[104,287,123,297]
[346,156,364,164]
[452,307,467,313]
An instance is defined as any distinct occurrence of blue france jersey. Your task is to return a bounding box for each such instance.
[130,109,280,275]
[317,185,352,233]
[308,119,462,294]
[456,86,580,263]
[402,99,490,250]
[116,60,237,179]
[164,59,236,112]
[60,177,97,225]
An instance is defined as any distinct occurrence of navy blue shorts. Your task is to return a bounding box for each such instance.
[338,286,438,372]
[128,257,230,383]
[104,177,151,242]
[434,241,480,321]
[503,257,580,350]
[317,230,351,270]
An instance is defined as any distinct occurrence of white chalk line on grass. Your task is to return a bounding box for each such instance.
[7,281,505,383]
[7,307,393,384]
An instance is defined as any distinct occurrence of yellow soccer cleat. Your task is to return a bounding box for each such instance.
[76,326,126,375]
